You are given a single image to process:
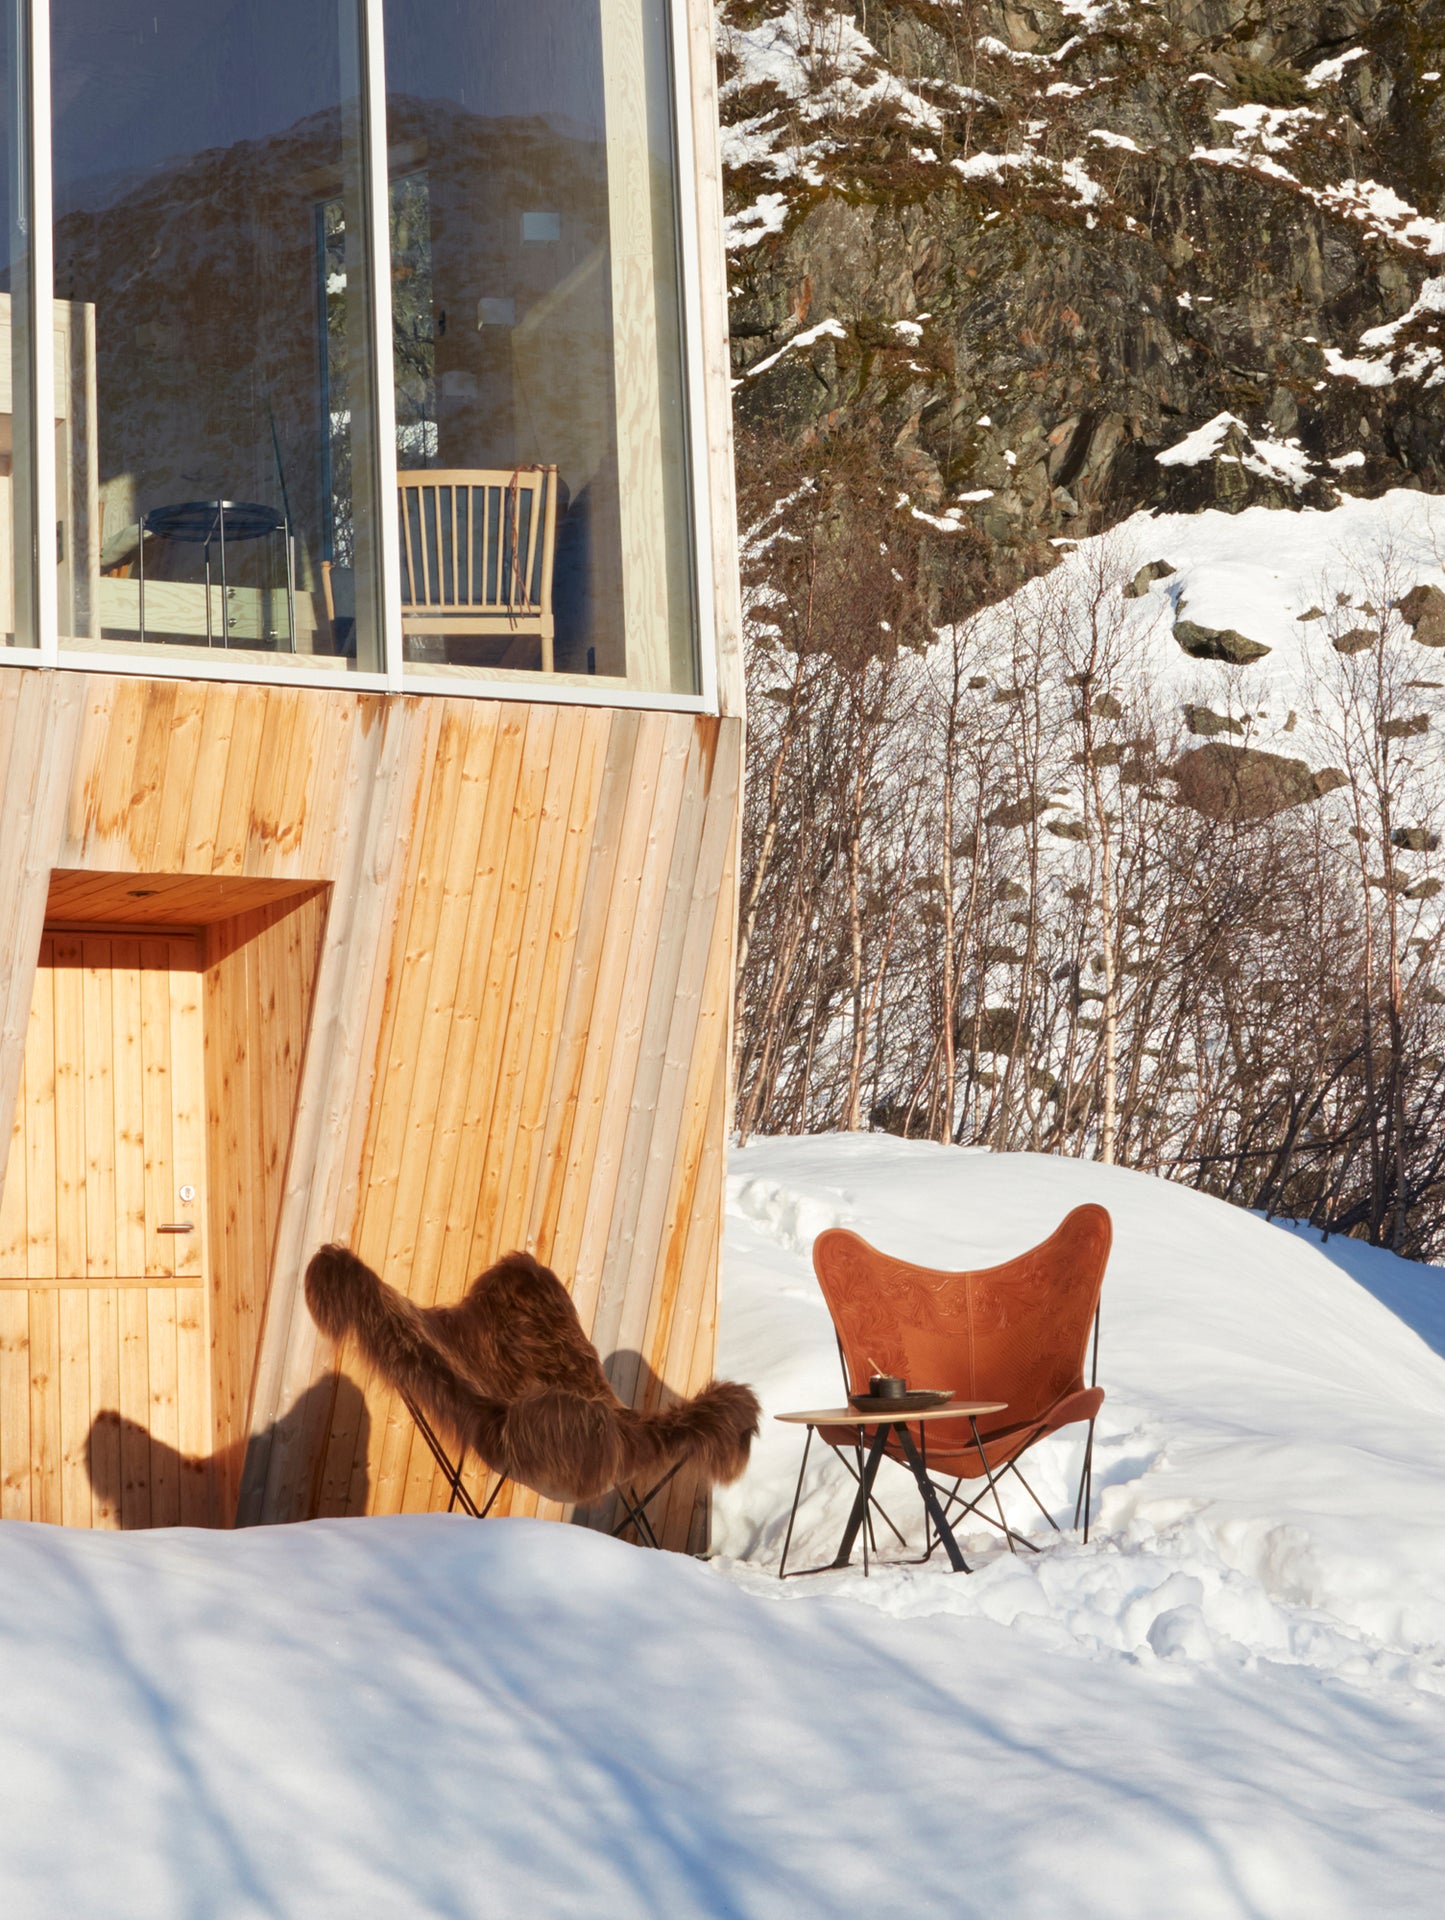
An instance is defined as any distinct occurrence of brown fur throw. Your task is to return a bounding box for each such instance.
[305,1245,760,1506]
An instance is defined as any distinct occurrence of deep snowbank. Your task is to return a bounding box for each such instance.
[1,1142,1443,1918]
[716,1140,1445,1673]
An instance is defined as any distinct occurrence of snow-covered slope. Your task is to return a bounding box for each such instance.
[2,1143,1443,1917]
[716,1139,1445,1672]
[989,487,1445,764]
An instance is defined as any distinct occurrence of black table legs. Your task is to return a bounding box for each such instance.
[894,1426,969,1573]
[830,1423,895,1573]
[780,1420,973,1578]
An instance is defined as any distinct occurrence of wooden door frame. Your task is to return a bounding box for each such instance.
[0,871,330,1527]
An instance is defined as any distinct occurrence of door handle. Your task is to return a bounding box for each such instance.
[157,1223,195,1234]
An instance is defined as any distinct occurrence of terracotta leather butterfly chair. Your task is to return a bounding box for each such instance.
[812,1204,1111,1550]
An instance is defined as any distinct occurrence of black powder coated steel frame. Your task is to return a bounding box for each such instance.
[778,1412,1017,1578]
[798,1304,1105,1568]
[397,1386,683,1546]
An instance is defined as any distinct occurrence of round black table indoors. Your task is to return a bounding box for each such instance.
[137,499,295,650]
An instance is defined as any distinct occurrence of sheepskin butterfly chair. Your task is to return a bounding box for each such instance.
[305,1245,760,1543]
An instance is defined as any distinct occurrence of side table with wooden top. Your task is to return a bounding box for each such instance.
[774,1400,1009,1577]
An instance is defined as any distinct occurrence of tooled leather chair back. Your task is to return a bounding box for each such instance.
[812,1206,1111,1450]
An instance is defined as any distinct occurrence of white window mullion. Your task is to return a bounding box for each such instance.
[361,0,401,691]
[668,0,718,711]
[29,0,56,662]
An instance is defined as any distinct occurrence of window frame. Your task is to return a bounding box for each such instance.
[7,0,719,715]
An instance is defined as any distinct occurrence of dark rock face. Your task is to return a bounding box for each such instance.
[721,1,1445,605]
[1393,826,1441,851]
[1174,744,1350,819]
[1333,627,1378,654]
[1173,619,1272,663]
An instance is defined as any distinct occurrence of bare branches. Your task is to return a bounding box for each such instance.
[733,479,1445,1256]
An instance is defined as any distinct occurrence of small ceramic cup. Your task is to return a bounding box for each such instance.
[869,1373,907,1400]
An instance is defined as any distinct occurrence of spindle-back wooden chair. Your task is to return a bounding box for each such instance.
[397,465,558,670]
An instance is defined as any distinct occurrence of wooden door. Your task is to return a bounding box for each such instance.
[0,934,212,1526]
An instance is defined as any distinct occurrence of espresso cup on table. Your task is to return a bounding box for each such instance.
[869,1373,906,1400]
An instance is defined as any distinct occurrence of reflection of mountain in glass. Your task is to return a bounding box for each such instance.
[55,95,621,670]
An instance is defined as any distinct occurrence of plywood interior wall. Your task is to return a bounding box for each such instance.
[203,890,329,1519]
[0,670,741,1548]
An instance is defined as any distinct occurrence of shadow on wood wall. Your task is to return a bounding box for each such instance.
[86,1375,371,1529]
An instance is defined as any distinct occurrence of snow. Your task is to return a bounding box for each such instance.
[979,33,1085,69]
[1362,277,1445,347]
[8,1142,1441,1914]
[1156,411,1247,467]
[1315,178,1445,258]
[1307,48,1368,89]
[1155,411,1313,487]
[725,189,790,252]
[1190,144,1301,188]
[1323,345,1402,387]
[734,316,846,386]
[1185,144,1445,259]
[719,4,941,134]
[966,488,1445,756]
[952,149,1106,209]
[717,6,951,250]
[1324,277,1445,389]
[1211,104,1321,154]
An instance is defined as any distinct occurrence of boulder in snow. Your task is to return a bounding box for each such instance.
[1380,713,1432,739]
[1332,626,1376,654]
[1123,559,1176,598]
[1182,703,1245,737]
[1173,618,1271,664]
[1174,744,1348,819]
[1396,583,1445,646]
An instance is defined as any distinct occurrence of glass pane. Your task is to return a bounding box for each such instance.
[51,1,382,670]
[2,0,35,648]
[384,0,698,693]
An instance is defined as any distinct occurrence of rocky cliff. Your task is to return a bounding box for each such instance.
[721,1,1445,606]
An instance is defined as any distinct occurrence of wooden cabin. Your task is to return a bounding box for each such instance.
[0,0,741,1549]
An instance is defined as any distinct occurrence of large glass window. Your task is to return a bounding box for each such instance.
[50,1,383,669]
[383,0,697,692]
[2,1,36,647]
[6,1,704,696]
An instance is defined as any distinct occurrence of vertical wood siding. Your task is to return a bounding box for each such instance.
[0,668,740,1548]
